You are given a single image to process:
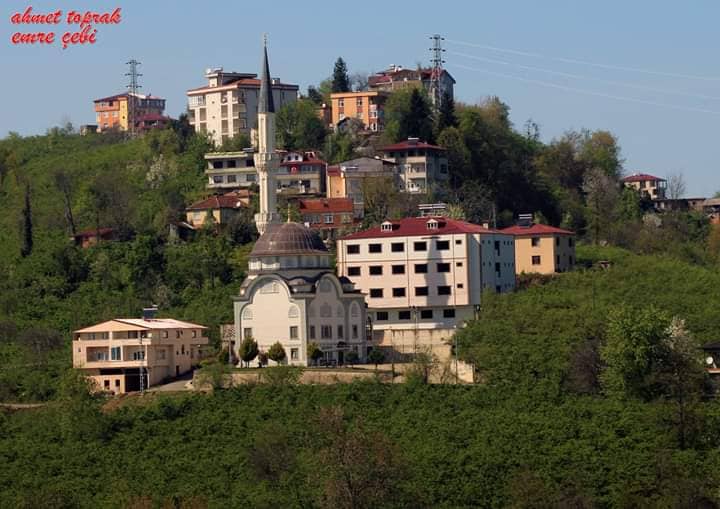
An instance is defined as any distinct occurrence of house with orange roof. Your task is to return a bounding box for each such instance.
[72,308,208,393]
[501,217,576,275]
[622,172,667,200]
[185,191,249,228]
[298,197,357,238]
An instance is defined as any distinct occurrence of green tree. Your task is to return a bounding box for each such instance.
[307,342,323,366]
[583,167,620,245]
[20,184,33,258]
[436,126,470,189]
[275,99,327,150]
[346,351,359,366]
[367,349,384,369]
[331,58,351,93]
[436,91,457,132]
[268,342,286,364]
[384,88,434,143]
[238,336,259,368]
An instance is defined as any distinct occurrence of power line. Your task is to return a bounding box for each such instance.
[448,50,720,102]
[445,38,720,82]
[125,59,142,137]
[448,62,720,115]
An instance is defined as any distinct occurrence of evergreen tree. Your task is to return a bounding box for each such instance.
[238,336,259,368]
[268,342,287,364]
[20,184,32,258]
[331,58,351,93]
[407,88,433,141]
[436,91,457,132]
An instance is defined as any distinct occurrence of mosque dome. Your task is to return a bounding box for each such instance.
[250,222,328,258]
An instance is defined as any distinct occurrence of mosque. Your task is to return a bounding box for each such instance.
[232,42,368,366]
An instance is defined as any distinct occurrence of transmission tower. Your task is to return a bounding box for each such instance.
[125,59,142,136]
[428,34,445,112]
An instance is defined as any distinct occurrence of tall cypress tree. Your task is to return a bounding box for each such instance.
[405,88,434,142]
[437,91,457,132]
[331,58,351,93]
[20,184,33,258]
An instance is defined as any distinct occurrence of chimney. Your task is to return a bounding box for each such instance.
[142,306,158,321]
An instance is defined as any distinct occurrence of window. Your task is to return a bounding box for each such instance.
[175,331,181,339]
[457,283,464,289]
[347,244,360,254]
[443,309,456,318]
[494,240,501,252]
[321,325,332,339]
[376,311,389,321]
[381,222,393,232]
[398,311,412,320]
[496,285,502,294]
[414,264,428,274]
[414,241,427,251]
[104,380,110,389]
[415,286,429,296]
[192,330,197,338]
[556,237,560,246]
[531,237,540,247]
[436,240,450,250]
[115,379,120,388]
[97,350,109,361]
[289,326,298,339]
[243,327,253,339]
[456,239,462,245]
[569,237,574,247]
[163,331,168,338]
[368,243,382,253]
[391,242,404,252]
[420,310,433,319]
[227,175,237,183]
[246,174,256,182]
[369,266,383,276]
[391,264,405,275]
[309,326,316,339]
[393,287,406,297]
[348,266,361,276]
[437,263,450,273]
[352,324,358,339]
[556,255,560,265]
[532,255,541,265]
[110,346,121,361]
[495,262,501,274]
[337,325,344,339]
[437,286,451,295]
[369,288,384,298]
[291,348,299,360]
[132,350,145,361]
[456,262,463,267]
[324,214,334,224]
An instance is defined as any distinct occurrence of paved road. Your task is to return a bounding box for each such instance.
[147,372,195,392]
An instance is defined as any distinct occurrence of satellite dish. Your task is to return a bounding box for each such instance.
[706,356,714,366]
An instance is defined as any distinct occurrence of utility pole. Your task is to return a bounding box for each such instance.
[428,34,445,113]
[125,59,142,137]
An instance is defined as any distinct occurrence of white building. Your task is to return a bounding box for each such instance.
[232,42,367,366]
[336,216,515,350]
[378,138,449,194]
[187,68,298,146]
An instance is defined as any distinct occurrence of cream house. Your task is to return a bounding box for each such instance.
[72,312,208,394]
[501,222,576,274]
[336,216,515,351]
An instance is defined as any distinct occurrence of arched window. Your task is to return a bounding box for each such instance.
[350,302,360,318]
[288,306,299,319]
[242,308,253,320]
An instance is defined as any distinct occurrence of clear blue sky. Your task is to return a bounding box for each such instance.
[2,0,719,196]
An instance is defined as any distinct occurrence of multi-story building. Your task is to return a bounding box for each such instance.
[72,311,208,394]
[703,198,720,224]
[622,173,667,200]
[299,197,357,239]
[186,68,298,146]
[326,157,399,218]
[379,138,449,193]
[185,191,250,228]
[205,151,258,190]
[336,216,515,350]
[368,64,456,101]
[329,91,389,131]
[277,151,327,195]
[501,222,576,275]
[93,92,166,132]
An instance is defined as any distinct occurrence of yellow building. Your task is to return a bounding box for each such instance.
[501,223,576,275]
[330,91,389,131]
[93,92,166,132]
[185,191,250,228]
[72,311,208,394]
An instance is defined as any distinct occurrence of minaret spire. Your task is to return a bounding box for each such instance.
[254,35,280,235]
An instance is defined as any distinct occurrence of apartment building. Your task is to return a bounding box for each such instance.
[501,222,576,275]
[205,150,257,190]
[336,217,515,349]
[330,91,389,131]
[185,191,249,228]
[93,92,166,132]
[622,173,667,200]
[299,197,357,239]
[379,138,449,193]
[326,157,399,218]
[72,312,208,394]
[187,68,298,146]
[368,64,456,101]
[277,151,327,194]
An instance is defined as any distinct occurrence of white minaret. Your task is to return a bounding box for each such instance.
[254,37,281,235]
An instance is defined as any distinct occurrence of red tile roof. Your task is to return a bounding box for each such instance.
[279,159,327,167]
[622,173,666,183]
[187,79,299,94]
[501,224,575,236]
[299,198,353,213]
[380,140,445,152]
[340,216,503,240]
[187,192,247,211]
